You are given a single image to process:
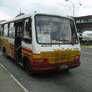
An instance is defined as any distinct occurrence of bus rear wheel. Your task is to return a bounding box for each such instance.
[2,47,8,57]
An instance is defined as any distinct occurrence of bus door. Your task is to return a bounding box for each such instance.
[14,22,24,63]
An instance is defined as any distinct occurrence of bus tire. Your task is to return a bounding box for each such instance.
[23,57,35,76]
[2,47,8,57]
[60,66,70,72]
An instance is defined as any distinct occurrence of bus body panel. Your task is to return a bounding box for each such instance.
[1,37,80,71]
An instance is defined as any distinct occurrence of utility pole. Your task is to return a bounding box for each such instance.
[65,0,75,17]
[65,0,82,17]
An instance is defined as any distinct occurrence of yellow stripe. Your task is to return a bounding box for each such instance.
[1,38,12,56]
[40,50,80,64]
[81,46,92,49]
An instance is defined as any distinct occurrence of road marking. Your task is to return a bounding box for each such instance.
[0,63,7,71]
[0,63,29,92]
[10,75,29,92]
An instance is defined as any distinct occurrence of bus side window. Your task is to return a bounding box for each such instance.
[3,24,8,37]
[9,22,15,38]
[0,25,1,36]
[1,25,4,36]
[8,23,10,37]
[23,18,32,43]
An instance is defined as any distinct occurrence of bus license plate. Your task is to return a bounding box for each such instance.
[60,65,68,69]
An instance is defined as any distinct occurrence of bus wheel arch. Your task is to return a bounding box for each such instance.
[23,56,34,75]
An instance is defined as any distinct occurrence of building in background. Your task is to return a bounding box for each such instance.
[75,15,92,33]
[75,15,92,43]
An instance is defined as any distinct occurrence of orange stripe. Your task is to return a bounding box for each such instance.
[9,43,15,58]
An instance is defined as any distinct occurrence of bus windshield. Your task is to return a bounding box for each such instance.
[35,15,78,44]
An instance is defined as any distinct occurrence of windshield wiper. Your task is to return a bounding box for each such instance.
[58,40,70,43]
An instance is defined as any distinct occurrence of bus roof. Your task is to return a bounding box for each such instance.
[0,14,32,24]
[0,12,73,25]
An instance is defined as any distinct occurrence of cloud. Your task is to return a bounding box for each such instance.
[0,0,70,20]
[0,0,92,20]
[0,11,11,20]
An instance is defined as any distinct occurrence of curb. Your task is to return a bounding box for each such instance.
[81,46,92,49]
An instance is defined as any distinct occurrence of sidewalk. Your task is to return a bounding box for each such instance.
[0,63,28,92]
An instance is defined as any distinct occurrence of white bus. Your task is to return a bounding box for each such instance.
[0,12,80,75]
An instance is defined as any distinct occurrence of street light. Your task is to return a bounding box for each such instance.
[65,0,82,17]
[65,0,75,17]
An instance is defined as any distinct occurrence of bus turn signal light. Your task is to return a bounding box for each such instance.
[74,56,80,61]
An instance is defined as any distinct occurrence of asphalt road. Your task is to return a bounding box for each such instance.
[0,48,92,92]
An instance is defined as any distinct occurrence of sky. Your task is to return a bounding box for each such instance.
[0,0,92,20]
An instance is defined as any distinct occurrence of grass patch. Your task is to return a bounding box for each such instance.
[80,43,92,46]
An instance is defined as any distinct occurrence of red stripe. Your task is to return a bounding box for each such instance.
[22,47,40,55]
[9,43,40,56]
[22,47,33,53]
[74,59,80,62]
[32,61,74,66]
[72,63,80,66]
[32,67,56,71]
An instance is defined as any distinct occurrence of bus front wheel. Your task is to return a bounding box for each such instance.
[23,57,35,76]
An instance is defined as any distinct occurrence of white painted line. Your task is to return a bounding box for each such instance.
[0,63,29,92]
[0,63,7,71]
[10,74,29,92]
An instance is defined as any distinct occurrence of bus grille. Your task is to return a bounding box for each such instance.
[40,50,80,64]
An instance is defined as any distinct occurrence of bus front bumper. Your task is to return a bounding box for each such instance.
[32,61,80,71]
